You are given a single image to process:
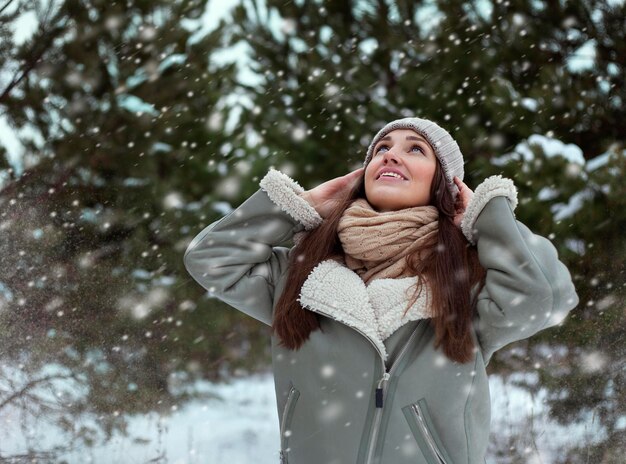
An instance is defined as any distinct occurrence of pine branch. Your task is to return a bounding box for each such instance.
[0,7,67,105]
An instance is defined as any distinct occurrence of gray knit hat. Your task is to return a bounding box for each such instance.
[363,117,464,200]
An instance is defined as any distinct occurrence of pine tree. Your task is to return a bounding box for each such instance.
[1,0,624,459]
[0,0,270,455]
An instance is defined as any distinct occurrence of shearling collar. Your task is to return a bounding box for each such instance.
[298,259,432,362]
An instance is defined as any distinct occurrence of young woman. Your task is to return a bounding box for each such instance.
[184,117,579,464]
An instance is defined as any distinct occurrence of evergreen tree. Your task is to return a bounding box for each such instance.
[0,0,624,459]
[0,0,269,456]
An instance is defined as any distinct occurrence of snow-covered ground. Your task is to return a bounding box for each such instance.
[0,370,601,463]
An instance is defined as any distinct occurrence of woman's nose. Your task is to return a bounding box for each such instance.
[382,149,399,163]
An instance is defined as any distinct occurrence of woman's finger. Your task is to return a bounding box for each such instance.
[341,167,361,180]
[455,177,474,199]
[345,167,364,185]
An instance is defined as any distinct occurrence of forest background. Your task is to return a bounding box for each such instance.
[0,0,624,462]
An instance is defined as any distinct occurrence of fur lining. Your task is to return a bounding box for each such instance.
[461,175,518,245]
[259,168,323,231]
[369,278,433,340]
[298,259,432,362]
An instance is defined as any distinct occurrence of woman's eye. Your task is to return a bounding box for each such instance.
[375,144,424,155]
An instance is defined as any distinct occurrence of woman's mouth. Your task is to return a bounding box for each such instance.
[376,170,408,181]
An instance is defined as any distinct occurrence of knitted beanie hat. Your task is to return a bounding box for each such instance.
[363,117,464,200]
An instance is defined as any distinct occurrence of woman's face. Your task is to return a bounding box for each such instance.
[364,129,438,212]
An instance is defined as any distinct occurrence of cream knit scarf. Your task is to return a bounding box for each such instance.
[337,198,439,285]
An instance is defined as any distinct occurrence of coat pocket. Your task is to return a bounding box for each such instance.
[279,383,300,464]
[401,398,452,464]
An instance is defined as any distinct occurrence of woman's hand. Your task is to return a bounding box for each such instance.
[453,176,474,229]
[300,167,364,219]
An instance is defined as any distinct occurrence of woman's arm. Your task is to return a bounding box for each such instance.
[460,176,580,364]
[183,169,323,325]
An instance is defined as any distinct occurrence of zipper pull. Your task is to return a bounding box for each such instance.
[375,372,390,408]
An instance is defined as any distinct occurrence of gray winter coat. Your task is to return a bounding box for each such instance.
[183,169,579,464]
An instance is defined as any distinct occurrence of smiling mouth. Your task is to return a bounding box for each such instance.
[377,174,407,181]
[376,172,406,180]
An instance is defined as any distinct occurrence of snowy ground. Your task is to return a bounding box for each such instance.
[0,370,601,463]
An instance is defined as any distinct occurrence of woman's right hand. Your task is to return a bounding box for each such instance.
[299,167,364,219]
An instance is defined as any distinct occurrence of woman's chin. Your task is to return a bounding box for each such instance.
[367,193,430,211]
[367,198,400,212]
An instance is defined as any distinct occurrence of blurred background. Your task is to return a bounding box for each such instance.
[0,0,624,462]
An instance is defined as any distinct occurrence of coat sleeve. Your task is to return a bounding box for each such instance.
[460,176,580,364]
[183,169,323,326]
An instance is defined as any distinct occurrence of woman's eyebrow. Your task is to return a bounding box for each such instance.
[379,135,428,143]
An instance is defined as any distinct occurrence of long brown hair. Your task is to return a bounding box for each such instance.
[271,161,487,363]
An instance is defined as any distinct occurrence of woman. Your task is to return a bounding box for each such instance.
[184,117,579,464]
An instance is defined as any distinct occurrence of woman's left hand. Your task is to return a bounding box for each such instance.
[453,176,474,229]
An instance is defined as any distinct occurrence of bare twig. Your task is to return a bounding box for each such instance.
[0,449,64,462]
[0,373,74,411]
[0,0,17,17]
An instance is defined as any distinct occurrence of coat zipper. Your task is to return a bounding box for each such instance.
[410,403,449,464]
[364,373,388,464]
[307,304,423,464]
[364,324,423,464]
